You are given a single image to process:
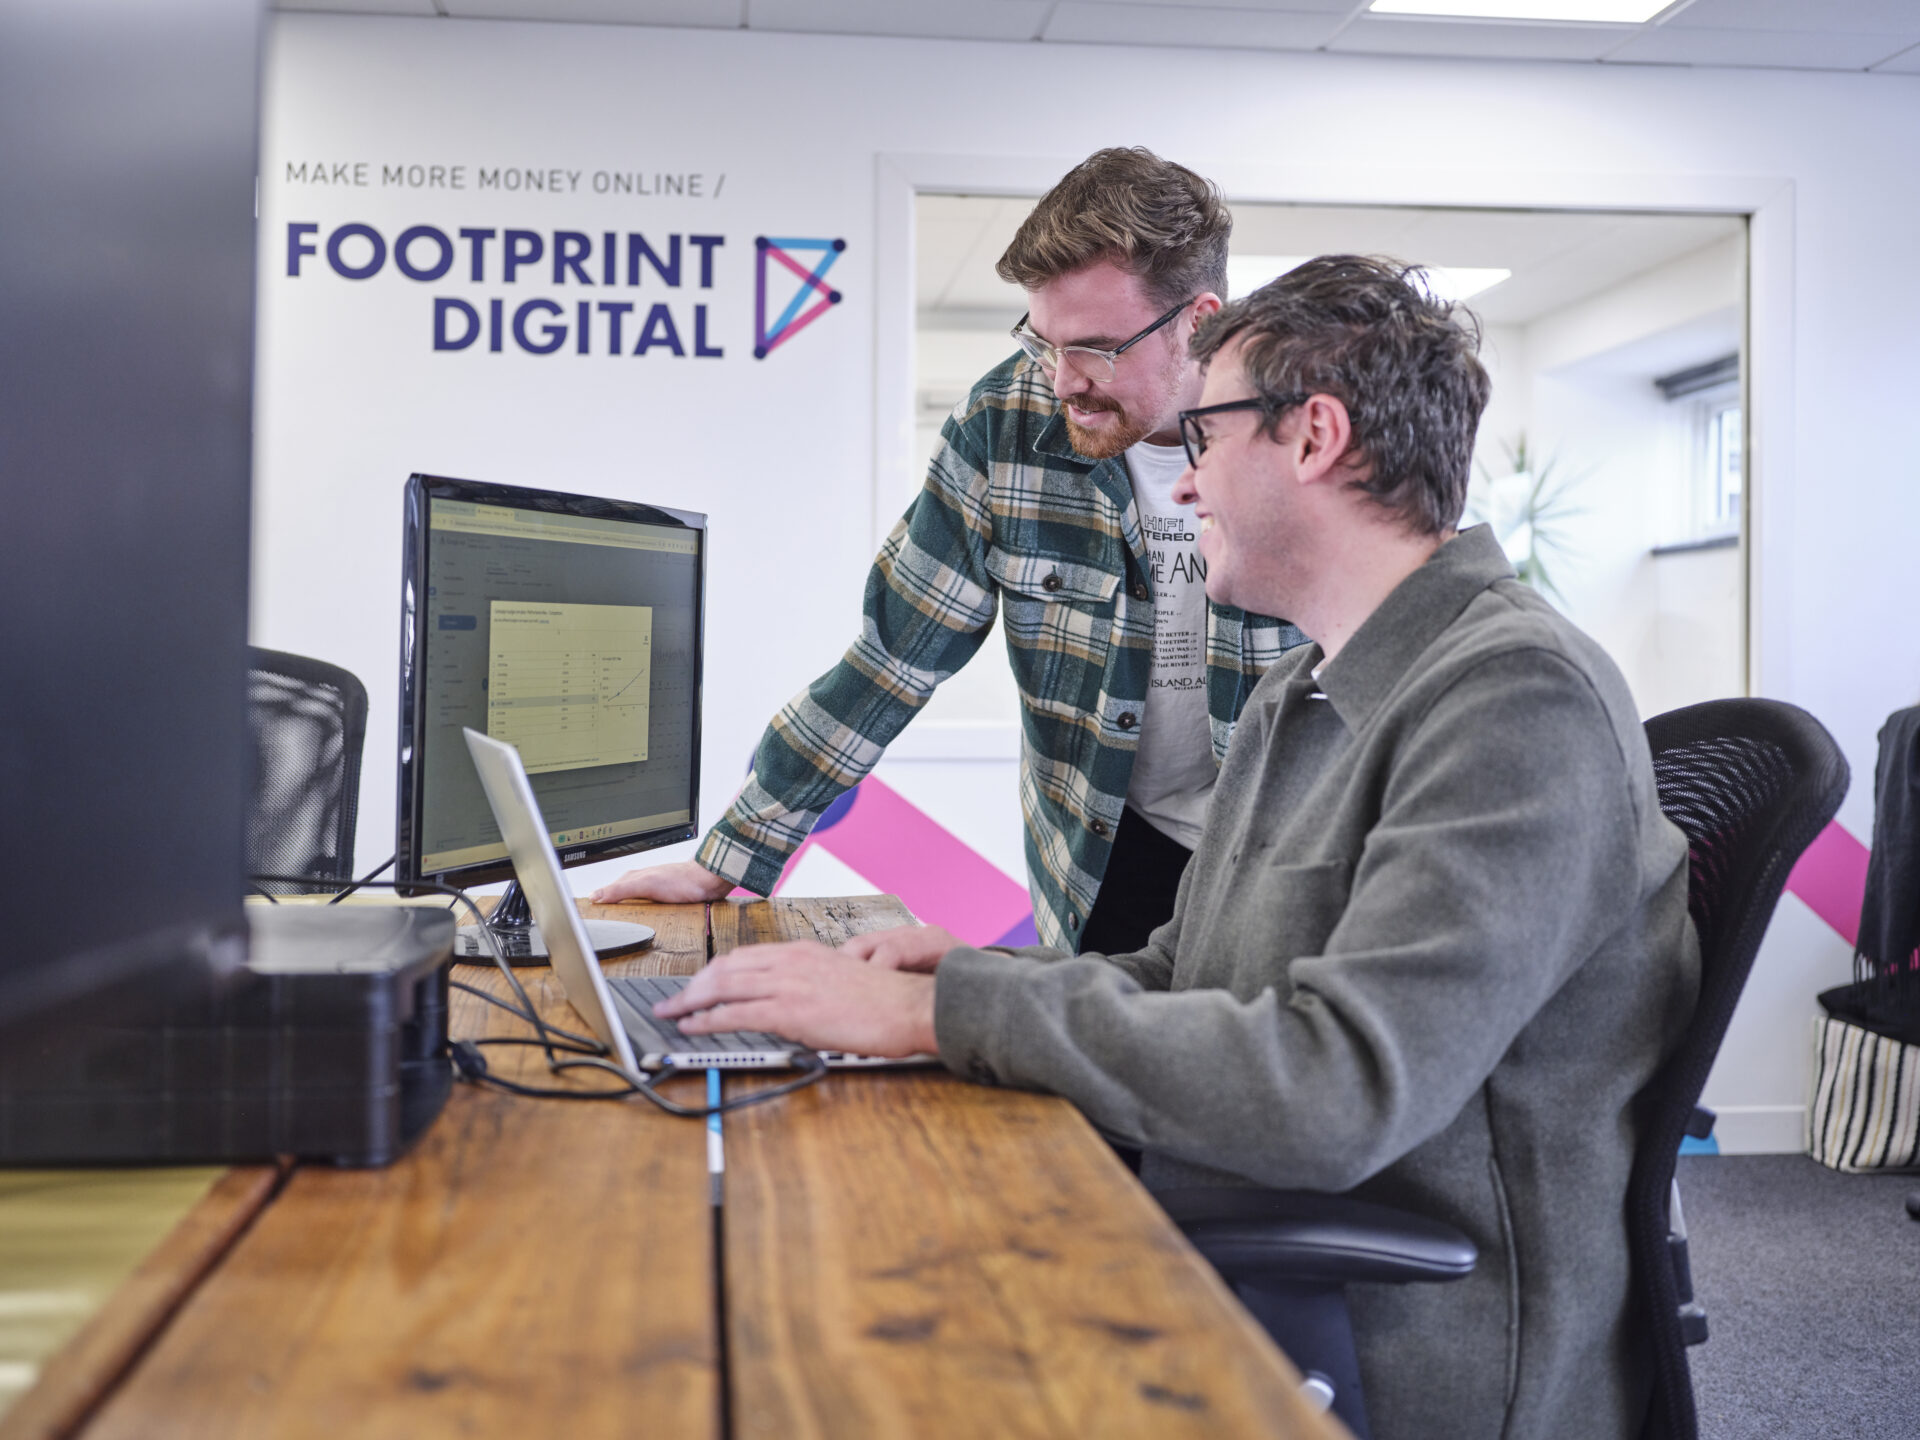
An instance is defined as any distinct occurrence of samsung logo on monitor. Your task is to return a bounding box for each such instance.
[564,850,586,863]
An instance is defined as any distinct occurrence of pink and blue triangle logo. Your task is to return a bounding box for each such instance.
[754,235,845,359]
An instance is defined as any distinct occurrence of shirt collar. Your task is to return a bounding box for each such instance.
[1315,524,1516,731]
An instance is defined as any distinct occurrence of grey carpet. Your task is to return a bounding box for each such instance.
[1676,1154,1920,1439]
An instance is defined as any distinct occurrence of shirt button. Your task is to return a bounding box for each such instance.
[1090,818,1109,837]
[1117,712,1137,731]
[1041,572,1063,593]
[1131,581,1149,601]
[1068,912,1079,929]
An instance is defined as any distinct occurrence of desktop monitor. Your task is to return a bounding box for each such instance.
[397,474,705,960]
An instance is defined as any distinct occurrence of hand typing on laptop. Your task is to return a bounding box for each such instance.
[838,924,961,974]
[654,940,940,1059]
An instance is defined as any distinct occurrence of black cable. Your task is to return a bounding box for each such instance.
[247,871,832,1119]
[469,1036,602,1054]
[449,1039,830,1115]
[449,978,601,1050]
[250,872,559,1068]
[247,882,281,904]
[328,853,396,905]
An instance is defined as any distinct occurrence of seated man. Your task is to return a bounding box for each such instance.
[657,255,1701,1440]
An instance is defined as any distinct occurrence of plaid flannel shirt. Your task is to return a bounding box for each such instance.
[697,354,1306,950]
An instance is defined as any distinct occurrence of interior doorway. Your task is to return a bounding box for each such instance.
[909,195,1749,733]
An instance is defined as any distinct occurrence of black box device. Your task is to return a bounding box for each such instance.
[0,906,455,1167]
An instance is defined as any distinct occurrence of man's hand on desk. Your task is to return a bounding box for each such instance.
[654,942,938,1058]
[590,860,733,906]
[840,924,961,974]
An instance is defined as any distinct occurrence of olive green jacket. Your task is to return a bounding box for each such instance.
[934,526,1701,1440]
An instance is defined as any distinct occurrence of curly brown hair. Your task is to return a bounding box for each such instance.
[996,147,1231,307]
[1192,256,1491,536]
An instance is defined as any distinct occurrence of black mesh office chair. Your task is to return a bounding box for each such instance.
[1161,698,1847,1440]
[247,647,369,894]
[1631,699,1847,1440]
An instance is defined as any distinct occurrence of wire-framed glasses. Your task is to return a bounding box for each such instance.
[1010,296,1195,384]
[1177,394,1308,470]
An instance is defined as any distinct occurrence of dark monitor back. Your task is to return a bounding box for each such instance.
[0,0,260,1027]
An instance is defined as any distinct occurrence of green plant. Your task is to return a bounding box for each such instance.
[1462,433,1587,605]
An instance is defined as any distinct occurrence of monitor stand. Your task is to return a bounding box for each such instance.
[453,880,654,966]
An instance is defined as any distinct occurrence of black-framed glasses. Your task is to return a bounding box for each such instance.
[1011,296,1196,384]
[1177,394,1308,470]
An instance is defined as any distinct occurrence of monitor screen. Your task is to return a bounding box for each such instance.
[398,474,704,888]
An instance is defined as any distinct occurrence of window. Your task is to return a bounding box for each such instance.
[1655,352,1742,542]
[1700,395,1743,535]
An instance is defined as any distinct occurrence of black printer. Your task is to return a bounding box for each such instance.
[0,905,455,1167]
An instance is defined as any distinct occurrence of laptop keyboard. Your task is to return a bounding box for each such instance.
[606,974,788,1053]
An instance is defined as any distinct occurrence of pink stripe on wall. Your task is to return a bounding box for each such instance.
[767,778,1033,948]
[743,796,1874,956]
[1784,820,1870,948]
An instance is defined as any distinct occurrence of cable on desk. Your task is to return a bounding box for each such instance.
[328,853,395,904]
[449,978,600,1050]
[247,872,831,1120]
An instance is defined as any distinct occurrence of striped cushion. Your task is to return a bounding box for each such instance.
[1807,1013,1920,1172]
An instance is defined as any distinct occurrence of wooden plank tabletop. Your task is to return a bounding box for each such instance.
[0,1167,276,1440]
[26,894,1342,1440]
[77,900,719,1440]
[712,898,1340,1439]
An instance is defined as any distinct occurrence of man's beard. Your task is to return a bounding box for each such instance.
[1061,354,1187,461]
[1063,395,1152,461]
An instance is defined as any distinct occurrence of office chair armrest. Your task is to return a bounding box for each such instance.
[1158,1187,1477,1287]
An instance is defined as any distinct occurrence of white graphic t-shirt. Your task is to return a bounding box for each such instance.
[1123,439,1215,851]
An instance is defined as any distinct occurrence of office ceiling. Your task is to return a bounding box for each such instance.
[277,0,1920,73]
[919,197,1744,329]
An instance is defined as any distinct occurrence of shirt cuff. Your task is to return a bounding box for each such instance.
[932,945,1038,1088]
[694,824,786,896]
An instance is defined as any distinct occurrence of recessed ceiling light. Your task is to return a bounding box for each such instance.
[1227,256,1512,304]
[1368,0,1669,22]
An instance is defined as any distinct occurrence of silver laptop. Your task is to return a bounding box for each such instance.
[462,727,930,1073]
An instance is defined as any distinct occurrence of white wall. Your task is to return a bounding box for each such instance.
[1490,235,1746,720]
[258,14,1920,1148]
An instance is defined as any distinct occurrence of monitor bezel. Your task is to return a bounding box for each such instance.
[397,472,707,892]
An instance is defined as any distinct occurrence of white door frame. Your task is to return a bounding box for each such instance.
[873,151,1795,699]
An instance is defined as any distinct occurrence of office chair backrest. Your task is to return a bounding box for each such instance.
[247,647,369,894]
[1634,699,1849,1440]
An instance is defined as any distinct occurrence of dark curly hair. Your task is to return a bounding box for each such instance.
[1192,255,1491,536]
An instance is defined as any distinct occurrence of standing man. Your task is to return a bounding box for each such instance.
[594,148,1303,953]
[656,257,1701,1439]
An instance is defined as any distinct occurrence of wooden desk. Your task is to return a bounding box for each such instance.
[715,900,1330,1439]
[4,898,1341,1440]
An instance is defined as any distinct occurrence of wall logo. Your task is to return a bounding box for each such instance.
[754,236,845,360]
[281,219,848,360]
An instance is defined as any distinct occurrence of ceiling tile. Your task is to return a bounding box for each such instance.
[1229,203,1429,259]
[1092,0,1357,11]
[1470,221,1740,324]
[1661,0,1920,34]
[276,0,440,13]
[1329,15,1626,60]
[920,194,1751,335]
[445,0,744,22]
[748,0,1050,42]
[1043,3,1348,48]
[1870,41,1920,71]
[922,197,1034,311]
[1605,24,1918,69]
